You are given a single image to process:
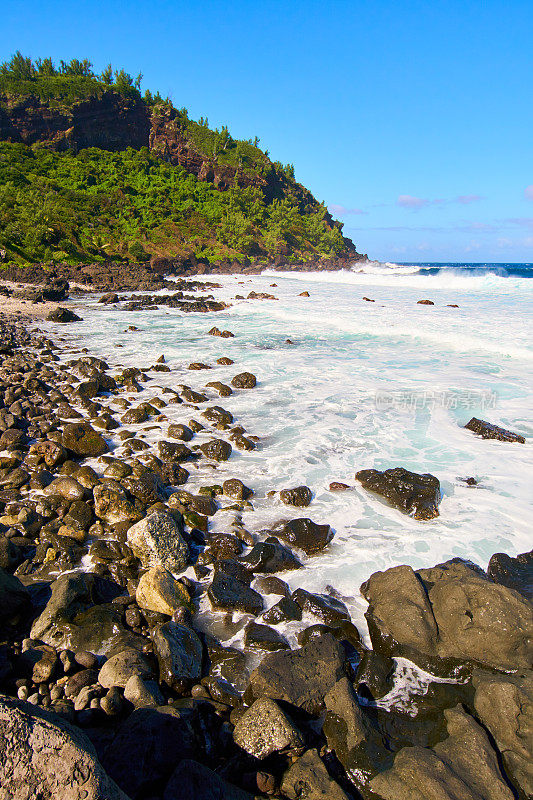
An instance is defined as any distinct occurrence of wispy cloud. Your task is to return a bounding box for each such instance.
[397,195,430,210]
[397,194,482,210]
[455,194,482,204]
[525,186,533,201]
[328,204,367,216]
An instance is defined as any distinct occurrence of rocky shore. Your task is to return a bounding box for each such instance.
[0,282,531,800]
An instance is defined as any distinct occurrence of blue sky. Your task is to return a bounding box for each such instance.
[2,0,532,262]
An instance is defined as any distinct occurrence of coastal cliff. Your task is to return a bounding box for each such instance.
[0,54,365,270]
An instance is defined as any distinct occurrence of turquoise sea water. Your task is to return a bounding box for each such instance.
[51,261,533,640]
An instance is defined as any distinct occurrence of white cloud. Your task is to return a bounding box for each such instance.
[397,195,429,210]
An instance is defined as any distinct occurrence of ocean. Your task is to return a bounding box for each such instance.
[51,260,533,645]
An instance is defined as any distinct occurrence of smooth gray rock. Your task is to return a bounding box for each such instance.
[246,633,345,714]
[369,706,515,800]
[474,670,533,799]
[0,693,129,800]
[124,675,165,708]
[98,648,154,689]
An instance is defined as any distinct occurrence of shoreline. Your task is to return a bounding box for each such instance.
[0,279,531,800]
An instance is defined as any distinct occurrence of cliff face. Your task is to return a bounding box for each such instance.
[0,92,150,152]
[0,93,329,217]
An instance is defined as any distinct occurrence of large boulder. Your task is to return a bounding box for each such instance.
[356,467,441,520]
[62,422,109,456]
[280,485,313,507]
[272,518,333,555]
[93,481,143,525]
[136,567,191,615]
[126,511,189,572]
[369,706,515,800]
[281,749,351,800]
[233,696,304,759]
[246,633,346,714]
[0,568,30,623]
[151,621,203,690]
[98,648,155,689]
[103,705,196,798]
[208,570,263,615]
[473,670,533,799]
[241,539,301,573]
[361,559,533,674]
[488,549,532,600]
[47,306,82,323]
[163,760,253,800]
[0,694,128,799]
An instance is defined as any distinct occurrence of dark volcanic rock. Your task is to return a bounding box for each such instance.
[223,478,253,500]
[151,621,203,690]
[246,633,346,714]
[244,622,290,651]
[163,760,253,800]
[233,696,304,759]
[361,559,533,675]
[369,705,515,800]
[103,705,196,798]
[281,749,351,800]
[199,438,232,461]
[231,372,257,389]
[280,485,313,507]
[272,517,333,555]
[464,417,525,443]
[208,571,263,615]
[292,588,351,625]
[62,422,109,456]
[356,466,441,520]
[488,549,533,600]
[241,539,301,573]
[46,306,83,323]
[0,694,128,800]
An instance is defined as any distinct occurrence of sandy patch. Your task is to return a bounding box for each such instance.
[0,294,57,320]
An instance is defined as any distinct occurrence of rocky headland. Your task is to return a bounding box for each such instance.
[0,278,531,800]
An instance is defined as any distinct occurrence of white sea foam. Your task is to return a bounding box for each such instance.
[47,266,533,644]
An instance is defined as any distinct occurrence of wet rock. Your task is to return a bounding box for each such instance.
[254,575,290,597]
[231,372,257,388]
[369,705,514,800]
[0,694,128,799]
[233,696,304,759]
[464,417,525,443]
[136,566,191,615]
[47,306,83,323]
[244,622,290,651]
[199,438,232,461]
[43,476,86,502]
[122,472,166,505]
[354,650,394,700]
[206,381,232,397]
[262,596,302,624]
[17,643,58,684]
[93,481,143,524]
[124,674,165,707]
[217,356,234,365]
[62,422,109,456]
[281,749,351,800]
[208,570,264,615]
[417,299,435,305]
[246,633,345,714]
[473,670,533,798]
[163,760,253,800]
[0,567,30,622]
[180,386,209,403]
[323,677,388,789]
[188,362,211,370]
[272,518,333,555]
[208,326,235,338]
[98,647,155,688]
[241,539,301,573]
[121,405,148,424]
[362,559,533,675]
[64,668,99,697]
[488,549,532,600]
[280,485,313,507]
[202,405,233,426]
[103,705,196,798]
[329,481,351,491]
[168,423,193,441]
[151,621,203,690]
[223,478,253,500]
[158,440,194,462]
[356,466,441,520]
[127,510,189,572]
[292,588,351,625]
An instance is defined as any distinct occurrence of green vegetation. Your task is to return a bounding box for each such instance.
[0,143,345,264]
[0,52,352,265]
